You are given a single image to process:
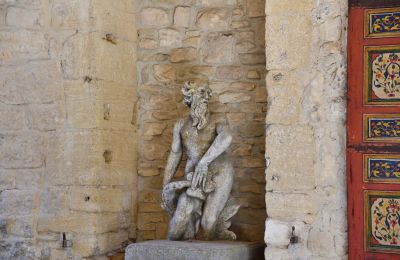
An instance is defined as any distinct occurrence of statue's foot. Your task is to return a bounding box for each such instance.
[217,230,237,241]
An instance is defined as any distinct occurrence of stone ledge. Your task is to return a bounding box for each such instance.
[125,240,265,260]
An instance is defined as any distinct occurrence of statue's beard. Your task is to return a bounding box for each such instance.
[190,101,208,130]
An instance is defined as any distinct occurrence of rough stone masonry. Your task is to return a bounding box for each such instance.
[0,0,137,259]
[264,0,348,259]
[135,0,267,242]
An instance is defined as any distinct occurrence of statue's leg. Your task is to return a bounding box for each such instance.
[201,165,234,240]
[167,193,200,240]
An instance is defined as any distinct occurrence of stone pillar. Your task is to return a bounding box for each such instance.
[264,0,348,258]
[0,0,137,258]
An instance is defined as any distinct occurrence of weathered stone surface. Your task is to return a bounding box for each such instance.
[216,66,244,80]
[196,8,230,29]
[203,33,234,64]
[264,219,290,248]
[265,125,316,192]
[219,92,251,104]
[153,64,177,83]
[159,28,182,47]
[170,47,197,63]
[174,6,191,27]
[125,240,265,260]
[6,7,41,27]
[246,0,265,17]
[141,8,169,27]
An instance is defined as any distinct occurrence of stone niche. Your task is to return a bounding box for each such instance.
[135,0,267,243]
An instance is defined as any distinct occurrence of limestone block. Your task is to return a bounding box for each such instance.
[264,247,291,260]
[61,33,90,79]
[174,6,191,27]
[153,64,177,83]
[199,0,236,6]
[239,157,265,168]
[219,92,252,104]
[227,113,246,124]
[0,104,26,131]
[237,123,264,137]
[39,186,69,215]
[264,218,290,248]
[69,187,130,213]
[93,35,136,84]
[265,84,301,124]
[125,240,265,260]
[38,213,125,234]
[138,190,161,203]
[1,0,41,8]
[246,0,265,17]
[196,8,230,30]
[231,20,251,29]
[141,8,169,27]
[265,192,316,221]
[139,38,158,49]
[265,0,313,15]
[76,162,135,186]
[203,33,234,64]
[216,66,244,80]
[0,190,35,217]
[6,7,41,28]
[308,228,336,257]
[143,122,166,136]
[239,52,265,65]
[49,0,90,28]
[236,41,256,53]
[265,125,316,192]
[0,30,48,65]
[255,86,267,103]
[159,28,182,47]
[142,141,168,160]
[265,15,311,70]
[91,1,136,41]
[13,169,41,190]
[139,202,163,213]
[0,132,43,168]
[0,60,62,104]
[66,98,96,129]
[5,216,34,238]
[0,170,15,191]
[190,66,214,76]
[170,47,197,63]
[29,103,64,131]
[239,183,264,194]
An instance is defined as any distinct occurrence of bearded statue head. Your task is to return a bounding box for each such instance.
[181,81,213,130]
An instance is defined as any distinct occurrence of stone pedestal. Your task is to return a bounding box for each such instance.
[125,240,264,260]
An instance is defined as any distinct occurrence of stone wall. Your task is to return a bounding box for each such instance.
[135,0,267,241]
[0,0,137,258]
[264,0,348,259]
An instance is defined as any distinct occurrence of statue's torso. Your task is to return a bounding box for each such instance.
[181,116,216,161]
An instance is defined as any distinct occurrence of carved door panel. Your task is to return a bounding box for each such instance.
[348,1,400,259]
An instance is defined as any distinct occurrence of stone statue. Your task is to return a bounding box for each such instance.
[161,81,240,241]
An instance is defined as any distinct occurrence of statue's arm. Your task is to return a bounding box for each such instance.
[200,123,232,165]
[163,119,184,186]
[192,123,233,189]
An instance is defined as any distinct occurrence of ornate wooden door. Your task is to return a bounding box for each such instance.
[348,1,400,259]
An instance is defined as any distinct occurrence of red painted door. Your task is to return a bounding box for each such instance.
[348,1,400,259]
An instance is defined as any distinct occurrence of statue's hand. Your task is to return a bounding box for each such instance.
[192,162,208,190]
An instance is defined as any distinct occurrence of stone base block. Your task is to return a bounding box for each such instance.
[125,240,264,260]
